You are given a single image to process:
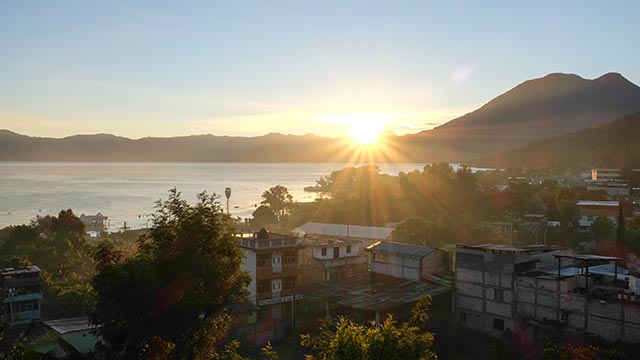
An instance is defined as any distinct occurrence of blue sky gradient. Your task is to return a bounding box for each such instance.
[1,1,639,138]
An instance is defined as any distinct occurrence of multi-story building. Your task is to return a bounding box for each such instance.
[1,266,43,326]
[236,228,302,344]
[366,241,450,282]
[577,200,619,231]
[455,244,640,343]
[299,236,368,284]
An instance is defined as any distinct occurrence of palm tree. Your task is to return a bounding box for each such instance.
[225,187,232,214]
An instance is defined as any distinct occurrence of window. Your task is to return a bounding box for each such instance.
[284,276,295,290]
[494,288,504,302]
[321,247,327,256]
[460,312,466,323]
[283,252,296,264]
[257,280,269,294]
[257,253,270,267]
[333,247,340,259]
[346,245,352,254]
[493,318,504,331]
[372,253,387,263]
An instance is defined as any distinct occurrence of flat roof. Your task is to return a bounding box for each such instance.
[301,235,360,247]
[293,222,393,240]
[366,241,435,258]
[554,254,621,262]
[45,317,94,334]
[576,201,619,207]
[298,272,451,312]
[457,244,564,253]
[1,266,41,276]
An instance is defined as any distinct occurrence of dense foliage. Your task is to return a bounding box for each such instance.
[90,189,251,359]
[0,210,95,317]
[301,296,437,360]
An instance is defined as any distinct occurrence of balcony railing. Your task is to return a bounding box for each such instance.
[2,292,43,303]
[237,237,299,249]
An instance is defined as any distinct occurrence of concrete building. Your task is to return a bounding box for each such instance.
[236,228,302,344]
[298,242,451,326]
[293,222,394,247]
[366,241,449,282]
[591,168,621,181]
[1,266,43,326]
[577,200,619,231]
[455,244,640,343]
[585,181,630,198]
[299,236,368,284]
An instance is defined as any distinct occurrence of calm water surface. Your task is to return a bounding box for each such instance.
[0,162,427,230]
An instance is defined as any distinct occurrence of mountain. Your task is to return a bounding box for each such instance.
[2,72,640,163]
[468,112,640,169]
[398,72,640,162]
[0,130,414,162]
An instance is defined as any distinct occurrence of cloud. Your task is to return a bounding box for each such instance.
[451,66,474,83]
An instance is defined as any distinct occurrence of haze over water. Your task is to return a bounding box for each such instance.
[0,162,428,230]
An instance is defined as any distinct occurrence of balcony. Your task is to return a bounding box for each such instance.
[237,237,299,250]
[256,264,299,279]
[0,309,41,325]
[3,292,43,303]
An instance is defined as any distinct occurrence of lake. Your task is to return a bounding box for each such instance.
[0,162,429,230]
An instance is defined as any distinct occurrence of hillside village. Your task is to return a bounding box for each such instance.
[3,164,640,359]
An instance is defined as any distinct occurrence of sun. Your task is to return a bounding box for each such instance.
[349,121,385,145]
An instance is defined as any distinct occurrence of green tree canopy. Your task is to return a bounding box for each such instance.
[391,217,428,245]
[261,185,293,220]
[90,189,251,359]
[301,295,437,360]
[591,216,614,241]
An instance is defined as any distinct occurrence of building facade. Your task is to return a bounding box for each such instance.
[1,266,43,326]
[299,236,368,284]
[455,244,640,343]
[236,228,301,344]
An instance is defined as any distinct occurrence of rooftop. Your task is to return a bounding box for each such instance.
[44,317,94,334]
[293,222,393,240]
[554,254,621,262]
[457,244,564,254]
[1,266,41,277]
[366,241,435,258]
[576,200,620,207]
[298,272,451,312]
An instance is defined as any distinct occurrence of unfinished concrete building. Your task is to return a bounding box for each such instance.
[455,244,640,343]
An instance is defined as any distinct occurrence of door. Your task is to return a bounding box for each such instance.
[272,252,282,272]
[271,279,282,298]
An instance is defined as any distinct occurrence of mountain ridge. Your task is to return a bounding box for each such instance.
[468,111,640,169]
[2,72,640,163]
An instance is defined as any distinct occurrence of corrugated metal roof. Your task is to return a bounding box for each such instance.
[298,272,451,312]
[45,317,94,334]
[576,200,619,207]
[365,241,435,258]
[293,222,393,240]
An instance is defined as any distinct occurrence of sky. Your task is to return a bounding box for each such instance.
[1,1,639,139]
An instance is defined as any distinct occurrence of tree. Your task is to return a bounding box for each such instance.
[391,217,428,245]
[91,189,251,359]
[261,185,293,220]
[301,295,437,360]
[251,205,278,230]
[591,216,614,241]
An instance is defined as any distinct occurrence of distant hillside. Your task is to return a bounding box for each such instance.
[469,112,640,169]
[2,72,640,163]
[399,72,640,162]
[0,130,423,163]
